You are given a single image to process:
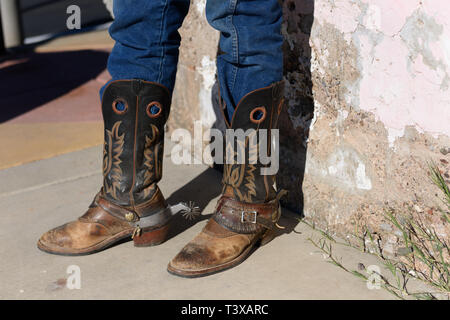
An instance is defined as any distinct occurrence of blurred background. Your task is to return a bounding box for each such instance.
[0,0,115,171]
[1,0,112,48]
[3,0,112,44]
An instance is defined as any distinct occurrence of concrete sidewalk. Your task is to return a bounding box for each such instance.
[0,139,402,300]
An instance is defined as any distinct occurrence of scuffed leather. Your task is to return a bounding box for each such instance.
[38,194,133,253]
[38,189,168,254]
[169,219,254,272]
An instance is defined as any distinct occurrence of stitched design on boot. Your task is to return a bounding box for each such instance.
[103,121,124,199]
[143,124,160,198]
[223,131,258,202]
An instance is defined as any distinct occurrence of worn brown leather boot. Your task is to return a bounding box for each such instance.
[38,80,173,255]
[168,82,286,277]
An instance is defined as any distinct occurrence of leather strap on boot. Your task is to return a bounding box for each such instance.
[213,190,287,234]
[80,189,172,235]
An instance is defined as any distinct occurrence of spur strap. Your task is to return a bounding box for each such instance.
[82,192,171,229]
[213,196,281,234]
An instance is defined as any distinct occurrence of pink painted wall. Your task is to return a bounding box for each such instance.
[312,0,450,138]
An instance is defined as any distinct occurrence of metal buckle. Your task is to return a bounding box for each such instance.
[241,210,258,224]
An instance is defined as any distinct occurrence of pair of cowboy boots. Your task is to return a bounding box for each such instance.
[38,79,285,277]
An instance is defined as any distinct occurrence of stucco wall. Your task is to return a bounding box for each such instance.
[170,0,219,134]
[279,0,449,254]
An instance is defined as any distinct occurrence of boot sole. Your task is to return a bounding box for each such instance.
[37,223,170,256]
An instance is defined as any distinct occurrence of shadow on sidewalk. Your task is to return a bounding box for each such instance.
[0,49,108,123]
[166,167,221,240]
[166,166,301,242]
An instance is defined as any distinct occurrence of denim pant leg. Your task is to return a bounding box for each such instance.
[100,0,190,98]
[206,0,283,120]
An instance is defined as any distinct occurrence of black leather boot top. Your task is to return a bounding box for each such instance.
[222,81,284,203]
[101,80,170,208]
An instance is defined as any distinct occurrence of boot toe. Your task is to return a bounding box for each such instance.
[168,232,252,276]
[37,221,110,254]
[38,223,74,253]
[169,241,218,272]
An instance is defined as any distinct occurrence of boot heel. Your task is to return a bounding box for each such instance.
[133,224,170,247]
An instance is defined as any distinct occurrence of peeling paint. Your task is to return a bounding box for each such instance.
[306,147,372,193]
[387,127,405,148]
[356,4,450,137]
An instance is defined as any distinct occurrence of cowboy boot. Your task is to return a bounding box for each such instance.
[37,80,173,255]
[168,81,286,277]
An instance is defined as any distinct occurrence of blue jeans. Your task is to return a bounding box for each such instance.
[102,0,283,120]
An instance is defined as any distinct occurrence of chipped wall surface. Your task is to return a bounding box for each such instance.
[162,1,450,254]
[280,0,450,253]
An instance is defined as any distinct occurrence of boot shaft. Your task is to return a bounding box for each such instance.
[222,81,284,204]
[101,80,170,208]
